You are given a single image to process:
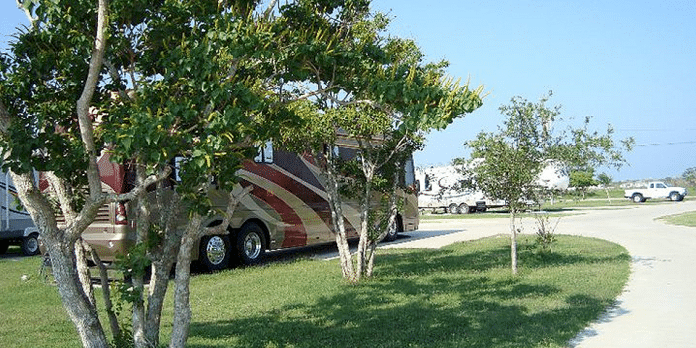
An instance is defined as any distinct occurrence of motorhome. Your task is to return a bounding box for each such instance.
[62,141,419,271]
[0,171,40,256]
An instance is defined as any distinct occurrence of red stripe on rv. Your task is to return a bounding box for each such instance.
[242,182,307,248]
[243,161,333,226]
[242,160,357,236]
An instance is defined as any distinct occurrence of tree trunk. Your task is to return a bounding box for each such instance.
[9,171,110,347]
[168,186,250,347]
[47,237,111,348]
[322,151,355,280]
[365,193,398,278]
[75,239,96,306]
[509,208,518,275]
[365,242,378,278]
[89,244,122,342]
[169,216,201,348]
[355,165,375,280]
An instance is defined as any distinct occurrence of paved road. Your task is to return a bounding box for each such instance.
[387,201,696,348]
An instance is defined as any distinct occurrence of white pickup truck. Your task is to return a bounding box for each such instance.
[624,181,688,203]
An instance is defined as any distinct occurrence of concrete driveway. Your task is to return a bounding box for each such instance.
[389,201,696,348]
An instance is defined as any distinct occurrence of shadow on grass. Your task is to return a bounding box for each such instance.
[187,239,628,348]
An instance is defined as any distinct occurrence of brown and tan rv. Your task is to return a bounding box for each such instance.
[55,142,419,271]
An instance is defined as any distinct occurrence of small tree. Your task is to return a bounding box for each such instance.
[683,167,696,188]
[569,168,597,199]
[279,6,483,281]
[461,91,633,275]
[597,172,613,203]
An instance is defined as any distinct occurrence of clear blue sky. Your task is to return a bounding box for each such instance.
[2,1,695,181]
[371,0,696,181]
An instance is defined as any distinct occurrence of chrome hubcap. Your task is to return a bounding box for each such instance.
[205,236,226,265]
[244,233,262,259]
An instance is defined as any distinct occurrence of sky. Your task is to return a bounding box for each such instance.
[1,1,695,181]
[370,0,696,181]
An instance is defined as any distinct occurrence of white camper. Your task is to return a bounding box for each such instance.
[416,160,569,214]
[415,165,505,214]
[536,160,570,191]
[0,171,40,256]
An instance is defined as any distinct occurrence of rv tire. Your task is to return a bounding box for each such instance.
[236,222,266,265]
[199,235,231,271]
[448,203,459,214]
[458,203,470,214]
[21,233,40,256]
[0,241,8,254]
[383,216,403,242]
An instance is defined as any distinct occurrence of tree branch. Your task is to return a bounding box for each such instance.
[76,0,108,200]
[15,0,36,25]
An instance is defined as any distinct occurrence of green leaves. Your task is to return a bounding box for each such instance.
[461,92,633,208]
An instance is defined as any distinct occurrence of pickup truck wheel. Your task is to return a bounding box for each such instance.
[632,193,644,203]
[669,192,682,202]
[199,235,231,271]
[448,203,459,214]
[21,233,40,256]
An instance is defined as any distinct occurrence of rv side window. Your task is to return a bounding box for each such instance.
[424,174,432,191]
[404,157,416,187]
[255,141,274,163]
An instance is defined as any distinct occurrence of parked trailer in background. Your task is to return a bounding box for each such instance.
[415,165,506,214]
[0,171,40,256]
[416,160,569,214]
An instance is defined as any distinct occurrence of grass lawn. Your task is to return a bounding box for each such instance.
[657,211,696,227]
[0,235,630,348]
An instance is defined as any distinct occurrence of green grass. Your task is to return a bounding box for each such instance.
[0,235,630,348]
[657,211,696,227]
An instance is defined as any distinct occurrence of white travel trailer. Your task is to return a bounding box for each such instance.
[0,171,40,256]
[415,165,505,214]
[416,160,569,214]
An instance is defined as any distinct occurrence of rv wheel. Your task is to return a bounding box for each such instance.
[0,241,8,254]
[448,203,459,214]
[21,233,40,256]
[199,235,231,271]
[236,222,266,265]
[383,216,403,242]
[458,203,470,214]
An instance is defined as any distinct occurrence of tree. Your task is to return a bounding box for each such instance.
[279,6,483,281]
[683,167,696,188]
[597,172,613,203]
[569,168,597,199]
[460,92,633,275]
[0,0,356,347]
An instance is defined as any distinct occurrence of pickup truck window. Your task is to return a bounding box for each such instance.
[656,183,666,188]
